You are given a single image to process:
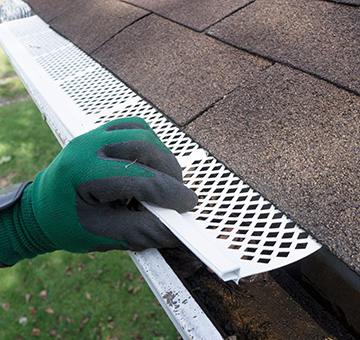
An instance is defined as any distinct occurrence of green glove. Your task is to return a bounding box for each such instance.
[0,117,197,266]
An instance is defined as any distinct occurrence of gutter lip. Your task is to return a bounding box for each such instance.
[286,247,360,337]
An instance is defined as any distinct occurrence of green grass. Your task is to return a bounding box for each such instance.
[0,48,15,78]
[0,77,28,99]
[0,71,177,338]
[0,251,177,339]
[0,48,28,101]
[0,101,60,183]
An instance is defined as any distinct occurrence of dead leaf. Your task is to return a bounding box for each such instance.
[45,307,54,315]
[113,281,121,290]
[18,316,28,326]
[85,292,92,300]
[125,272,134,281]
[65,266,73,276]
[0,172,16,189]
[87,253,96,260]
[29,306,37,315]
[146,312,156,319]
[49,330,57,337]
[1,303,10,311]
[128,286,141,294]
[80,317,90,330]
[32,328,41,336]
[25,293,32,303]
[39,290,48,299]
[66,317,74,324]
[0,155,12,165]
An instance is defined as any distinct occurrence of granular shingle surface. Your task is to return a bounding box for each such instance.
[25,0,75,21]
[50,0,148,53]
[186,64,360,274]
[208,0,360,94]
[93,14,269,126]
[124,0,253,31]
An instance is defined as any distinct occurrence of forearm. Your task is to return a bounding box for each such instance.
[0,183,54,266]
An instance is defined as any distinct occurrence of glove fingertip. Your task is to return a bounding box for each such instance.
[176,187,198,213]
[104,117,150,131]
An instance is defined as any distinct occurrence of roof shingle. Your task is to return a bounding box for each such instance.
[124,0,253,31]
[50,0,148,53]
[93,14,269,125]
[208,0,360,94]
[26,0,75,22]
[186,64,360,273]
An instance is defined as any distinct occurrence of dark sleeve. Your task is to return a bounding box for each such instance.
[0,182,31,268]
[0,182,30,210]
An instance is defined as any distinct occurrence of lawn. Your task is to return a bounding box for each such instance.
[0,49,177,339]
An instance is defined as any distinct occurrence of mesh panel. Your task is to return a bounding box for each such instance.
[2,16,321,280]
[184,156,310,264]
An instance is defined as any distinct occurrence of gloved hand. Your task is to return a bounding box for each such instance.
[0,117,197,266]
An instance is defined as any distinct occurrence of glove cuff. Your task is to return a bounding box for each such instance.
[0,184,57,265]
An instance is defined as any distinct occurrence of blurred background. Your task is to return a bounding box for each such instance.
[0,47,177,340]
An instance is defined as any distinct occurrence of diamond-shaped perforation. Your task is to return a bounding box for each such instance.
[20,30,70,57]
[36,45,95,82]
[182,156,313,265]
[87,100,199,159]
[6,16,320,279]
[59,69,138,116]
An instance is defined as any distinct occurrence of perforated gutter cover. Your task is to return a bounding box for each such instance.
[0,14,322,280]
[0,13,322,332]
[0,15,224,340]
[0,13,323,338]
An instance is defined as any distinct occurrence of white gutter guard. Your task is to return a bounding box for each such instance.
[0,15,321,284]
[0,16,225,340]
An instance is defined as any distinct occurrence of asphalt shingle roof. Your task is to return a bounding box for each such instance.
[26,0,74,21]
[208,0,360,95]
[51,0,148,53]
[24,0,360,275]
[124,0,253,31]
[93,14,269,125]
